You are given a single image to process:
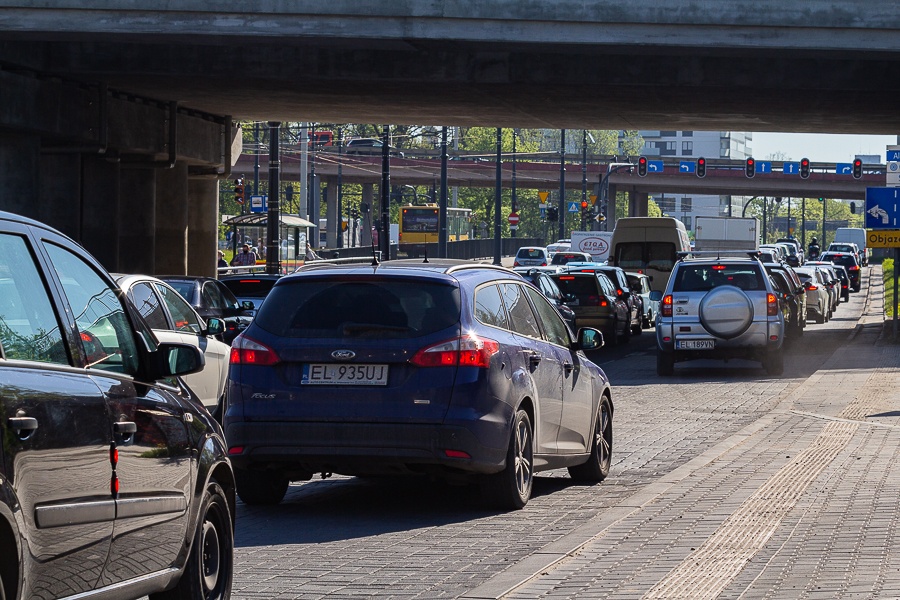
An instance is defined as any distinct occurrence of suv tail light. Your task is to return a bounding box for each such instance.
[586,295,608,307]
[230,336,280,366]
[849,265,859,271]
[661,294,673,317]
[767,293,778,316]
[410,334,499,368]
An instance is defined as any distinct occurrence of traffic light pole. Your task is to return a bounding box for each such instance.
[266,121,281,275]
[494,127,502,266]
[557,129,566,241]
[439,126,448,257]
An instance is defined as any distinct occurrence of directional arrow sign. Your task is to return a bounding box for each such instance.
[755,161,772,174]
[783,162,799,175]
[836,163,853,175]
[865,187,900,229]
[647,160,664,173]
[679,161,695,173]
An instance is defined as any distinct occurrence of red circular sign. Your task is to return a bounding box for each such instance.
[508,212,520,225]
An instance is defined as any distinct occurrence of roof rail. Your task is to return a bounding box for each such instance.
[676,250,761,261]
[445,262,514,275]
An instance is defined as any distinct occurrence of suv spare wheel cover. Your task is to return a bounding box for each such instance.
[698,285,754,339]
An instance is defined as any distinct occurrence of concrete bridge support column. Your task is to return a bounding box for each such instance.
[82,156,120,271]
[0,133,39,217]
[187,177,219,277]
[37,154,82,240]
[629,189,649,217]
[324,177,338,249]
[119,168,156,275]
[155,162,189,275]
[607,183,618,232]
[360,184,374,246]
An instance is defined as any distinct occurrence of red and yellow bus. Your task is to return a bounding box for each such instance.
[399,204,472,258]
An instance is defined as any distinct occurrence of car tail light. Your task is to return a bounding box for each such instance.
[228,446,245,455]
[586,295,608,307]
[767,293,778,316]
[661,294,673,317]
[849,265,859,271]
[410,334,499,368]
[712,265,727,271]
[616,289,623,296]
[806,283,818,290]
[513,261,520,267]
[559,275,575,280]
[444,449,471,459]
[230,336,280,366]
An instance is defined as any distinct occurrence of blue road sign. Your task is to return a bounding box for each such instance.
[755,161,772,174]
[836,163,853,175]
[783,162,799,175]
[865,188,900,229]
[250,195,267,213]
[678,161,695,174]
[568,201,580,213]
[647,160,664,173]
[887,150,900,162]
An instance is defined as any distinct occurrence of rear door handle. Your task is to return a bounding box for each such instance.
[563,362,574,375]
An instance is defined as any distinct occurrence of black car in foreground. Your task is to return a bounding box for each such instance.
[225,260,613,509]
[0,211,235,600]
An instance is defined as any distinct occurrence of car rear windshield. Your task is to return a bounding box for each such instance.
[672,264,765,292]
[551,253,588,265]
[614,242,677,272]
[220,278,279,297]
[254,278,460,339]
[821,254,857,268]
[551,275,601,302]
[517,248,545,259]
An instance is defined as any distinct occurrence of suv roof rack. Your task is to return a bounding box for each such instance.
[676,250,760,262]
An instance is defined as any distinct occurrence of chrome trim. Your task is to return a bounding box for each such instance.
[35,500,116,528]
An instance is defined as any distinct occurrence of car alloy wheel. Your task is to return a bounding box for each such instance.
[481,409,533,509]
[568,395,612,481]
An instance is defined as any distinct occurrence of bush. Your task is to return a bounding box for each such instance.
[884,258,895,317]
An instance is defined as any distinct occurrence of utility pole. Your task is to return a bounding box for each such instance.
[336,129,343,248]
[558,129,566,240]
[439,126,448,257]
[380,125,391,259]
[266,121,281,275]
[511,129,518,239]
[494,127,502,265]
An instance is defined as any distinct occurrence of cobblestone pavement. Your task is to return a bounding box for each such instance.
[226,267,895,600]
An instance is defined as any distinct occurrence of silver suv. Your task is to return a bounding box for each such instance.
[652,255,785,376]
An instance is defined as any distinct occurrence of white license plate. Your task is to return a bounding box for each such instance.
[301,363,389,386]
[675,339,715,350]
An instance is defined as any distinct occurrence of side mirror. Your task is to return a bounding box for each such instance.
[574,327,604,351]
[649,290,663,302]
[241,300,255,311]
[152,343,205,379]
[206,317,225,337]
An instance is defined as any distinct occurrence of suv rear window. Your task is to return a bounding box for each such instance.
[254,279,460,339]
[516,248,545,259]
[551,274,601,302]
[820,254,858,268]
[672,264,765,292]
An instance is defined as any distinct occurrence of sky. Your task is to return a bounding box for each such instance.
[751,133,898,163]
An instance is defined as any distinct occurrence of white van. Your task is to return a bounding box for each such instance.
[608,217,691,292]
[833,227,868,265]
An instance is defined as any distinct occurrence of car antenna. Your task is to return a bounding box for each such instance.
[422,246,429,263]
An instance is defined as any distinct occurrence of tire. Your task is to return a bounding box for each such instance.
[480,409,534,510]
[151,481,233,600]
[657,350,675,376]
[235,468,289,505]
[814,309,825,324]
[605,321,619,347]
[631,315,643,336]
[568,395,612,481]
[764,348,784,376]
[619,316,631,343]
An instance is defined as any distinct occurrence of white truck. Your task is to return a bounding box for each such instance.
[693,216,759,252]
[833,227,868,265]
[570,230,614,262]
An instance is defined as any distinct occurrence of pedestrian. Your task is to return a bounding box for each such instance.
[305,242,321,261]
[808,237,820,260]
[230,243,257,266]
[217,250,228,269]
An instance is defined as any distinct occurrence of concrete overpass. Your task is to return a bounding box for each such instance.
[1,1,898,273]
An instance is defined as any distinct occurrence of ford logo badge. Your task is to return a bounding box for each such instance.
[331,350,356,361]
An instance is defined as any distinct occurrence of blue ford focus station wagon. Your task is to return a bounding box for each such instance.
[225,260,613,509]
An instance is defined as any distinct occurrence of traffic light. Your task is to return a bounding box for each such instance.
[799,157,810,179]
[547,206,558,221]
[696,157,706,178]
[234,178,245,204]
[849,201,856,214]
[852,158,862,179]
[637,156,648,177]
[745,157,755,178]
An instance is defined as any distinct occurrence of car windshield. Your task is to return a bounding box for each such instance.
[254,278,460,339]
[673,264,765,292]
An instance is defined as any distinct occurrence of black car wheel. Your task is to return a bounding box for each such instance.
[481,409,533,510]
[236,468,289,505]
[619,316,631,343]
[568,395,612,482]
[763,348,785,376]
[151,480,233,600]
[657,350,675,376]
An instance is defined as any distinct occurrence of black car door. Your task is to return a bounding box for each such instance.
[40,241,193,587]
[0,227,115,598]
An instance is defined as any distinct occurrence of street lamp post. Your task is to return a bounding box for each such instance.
[599,162,634,231]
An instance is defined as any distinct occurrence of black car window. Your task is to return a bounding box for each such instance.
[129,282,169,330]
[551,275,599,303]
[256,279,459,338]
[202,282,227,310]
[0,233,67,363]
[538,275,561,300]
[474,283,509,329]
[597,273,616,296]
[500,283,542,340]
[45,243,139,375]
[821,254,857,268]
[158,284,203,334]
[524,286,570,347]
[166,280,196,304]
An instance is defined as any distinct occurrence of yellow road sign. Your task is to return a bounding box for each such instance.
[538,191,550,202]
[589,194,598,205]
[867,229,900,248]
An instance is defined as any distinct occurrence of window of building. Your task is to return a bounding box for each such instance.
[660,131,677,137]
[682,141,693,155]
[683,216,692,229]
[681,198,693,212]
[683,131,693,137]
